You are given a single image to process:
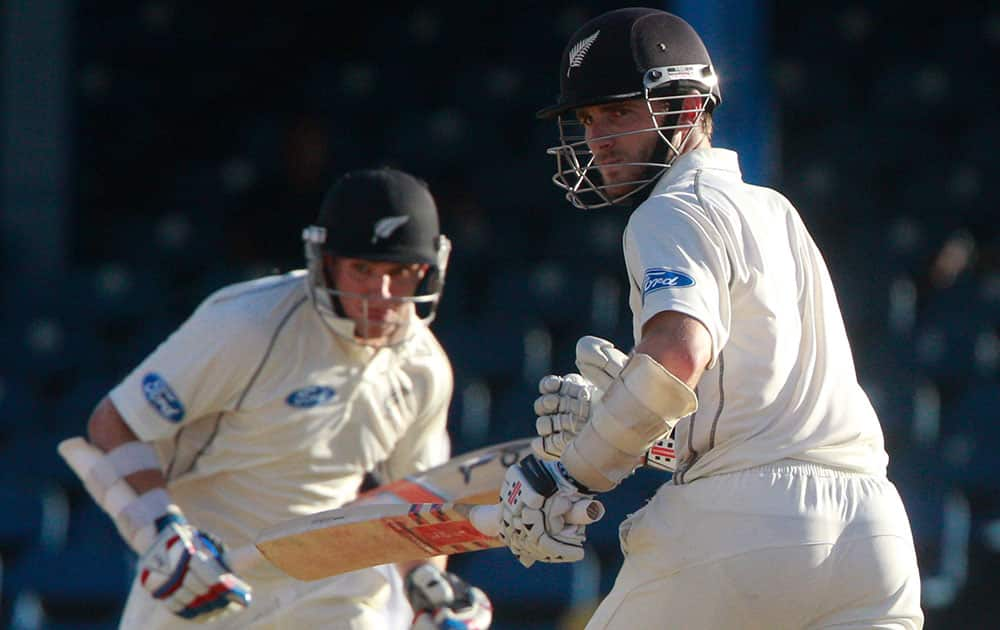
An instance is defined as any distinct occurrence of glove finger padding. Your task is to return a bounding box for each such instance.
[498,456,599,568]
[139,514,252,623]
[535,413,583,436]
[575,336,629,391]
[532,373,597,461]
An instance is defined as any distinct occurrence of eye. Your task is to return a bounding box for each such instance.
[390,264,421,279]
[351,261,373,276]
[576,113,593,126]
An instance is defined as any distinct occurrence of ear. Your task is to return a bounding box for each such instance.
[678,96,704,126]
[321,252,340,285]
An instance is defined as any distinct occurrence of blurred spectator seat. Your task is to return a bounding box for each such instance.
[447,375,493,453]
[0,433,80,492]
[0,314,106,383]
[47,375,117,437]
[488,382,537,445]
[941,376,1000,519]
[890,446,970,610]
[0,478,69,566]
[4,542,132,630]
[0,376,40,441]
[436,314,548,386]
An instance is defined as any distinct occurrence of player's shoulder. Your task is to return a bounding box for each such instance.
[395,321,453,382]
[192,269,310,332]
[399,320,451,363]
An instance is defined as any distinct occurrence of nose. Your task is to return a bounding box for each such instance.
[586,122,614,153]
[363,273,392,300]
[358,271,392,298]
[378,274,392,299]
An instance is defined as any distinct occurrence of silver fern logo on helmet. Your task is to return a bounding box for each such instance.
[371,216,410,244]
[567,30,600,77]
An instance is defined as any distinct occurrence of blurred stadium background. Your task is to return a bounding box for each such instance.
[1,1,997,628]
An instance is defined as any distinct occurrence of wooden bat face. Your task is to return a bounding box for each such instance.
[253,439,532,580]
[255,502,502,581]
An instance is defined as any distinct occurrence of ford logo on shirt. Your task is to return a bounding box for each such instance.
[142,373,185,422]
[286,385,337,408]
[642,268,695,299]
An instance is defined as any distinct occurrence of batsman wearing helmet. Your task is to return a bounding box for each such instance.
[493,8,923,628]
[65,167,492,629]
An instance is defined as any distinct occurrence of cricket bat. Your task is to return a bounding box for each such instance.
[254,497,604,581]
[353,437,533,507]
[228,438,534,572]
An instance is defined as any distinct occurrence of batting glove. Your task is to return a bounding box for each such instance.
[406,564,493,630]
[532,373,597,461]
[138,511,252,623]
[498,455,603,568]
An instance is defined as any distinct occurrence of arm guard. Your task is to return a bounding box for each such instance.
[561,352,697,492]
[58,437,176,553]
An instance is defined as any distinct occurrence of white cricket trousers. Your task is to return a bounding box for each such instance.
[587,461,924,629]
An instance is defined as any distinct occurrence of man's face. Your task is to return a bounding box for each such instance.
[575,99,663,198]
[325,255,428,340]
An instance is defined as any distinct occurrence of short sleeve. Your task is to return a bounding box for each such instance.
[624,196,732,366]
[379,342,454,482]
[108,297,266,442]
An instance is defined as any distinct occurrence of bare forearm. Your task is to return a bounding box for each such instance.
[87,396,167,494]
[634,310,711,388]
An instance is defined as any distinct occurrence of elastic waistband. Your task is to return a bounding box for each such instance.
[735,459,884,480]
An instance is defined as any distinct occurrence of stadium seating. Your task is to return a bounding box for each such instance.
[0,1,995,626]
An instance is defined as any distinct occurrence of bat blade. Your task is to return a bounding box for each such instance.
[355,437,532,506]
[231,438,532,574]
[255,502,503,581]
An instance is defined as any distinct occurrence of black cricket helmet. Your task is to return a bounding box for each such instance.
[302,167,451,343]
[538,7,721,209]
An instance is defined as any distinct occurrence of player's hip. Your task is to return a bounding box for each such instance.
[620,459,915,565]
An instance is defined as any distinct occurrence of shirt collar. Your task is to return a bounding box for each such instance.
[651,147,742,195]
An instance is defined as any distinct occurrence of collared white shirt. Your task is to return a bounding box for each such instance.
[110,270,452,551]
[624,148,887,483]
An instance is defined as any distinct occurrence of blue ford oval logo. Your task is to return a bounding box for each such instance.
[141,373,185,422]
[642,267,695,299]
[286,385,337,408]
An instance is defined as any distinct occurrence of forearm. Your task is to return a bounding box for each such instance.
[557,331,703,492]
[633,310,711,388]
[88,396,167,495]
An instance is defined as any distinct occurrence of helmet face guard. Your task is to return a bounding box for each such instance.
[548,65,717,209]
[303,225,451,346]
[537,8,721,210]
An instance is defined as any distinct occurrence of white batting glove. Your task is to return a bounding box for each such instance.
[497,455,601,568]
[532,373,597,461]
[575,336,629,389]
[138,512,252,623]
[406,564,493,630]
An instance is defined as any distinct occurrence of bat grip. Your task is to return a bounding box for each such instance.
[469,498,605,538]
[228,544,264,573]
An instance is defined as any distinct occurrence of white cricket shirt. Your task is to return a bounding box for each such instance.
[110,270,452,552]
[624,148,888,483]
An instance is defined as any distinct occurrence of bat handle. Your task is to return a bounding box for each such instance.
[468,498,605,538]
[228,544,264,573]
